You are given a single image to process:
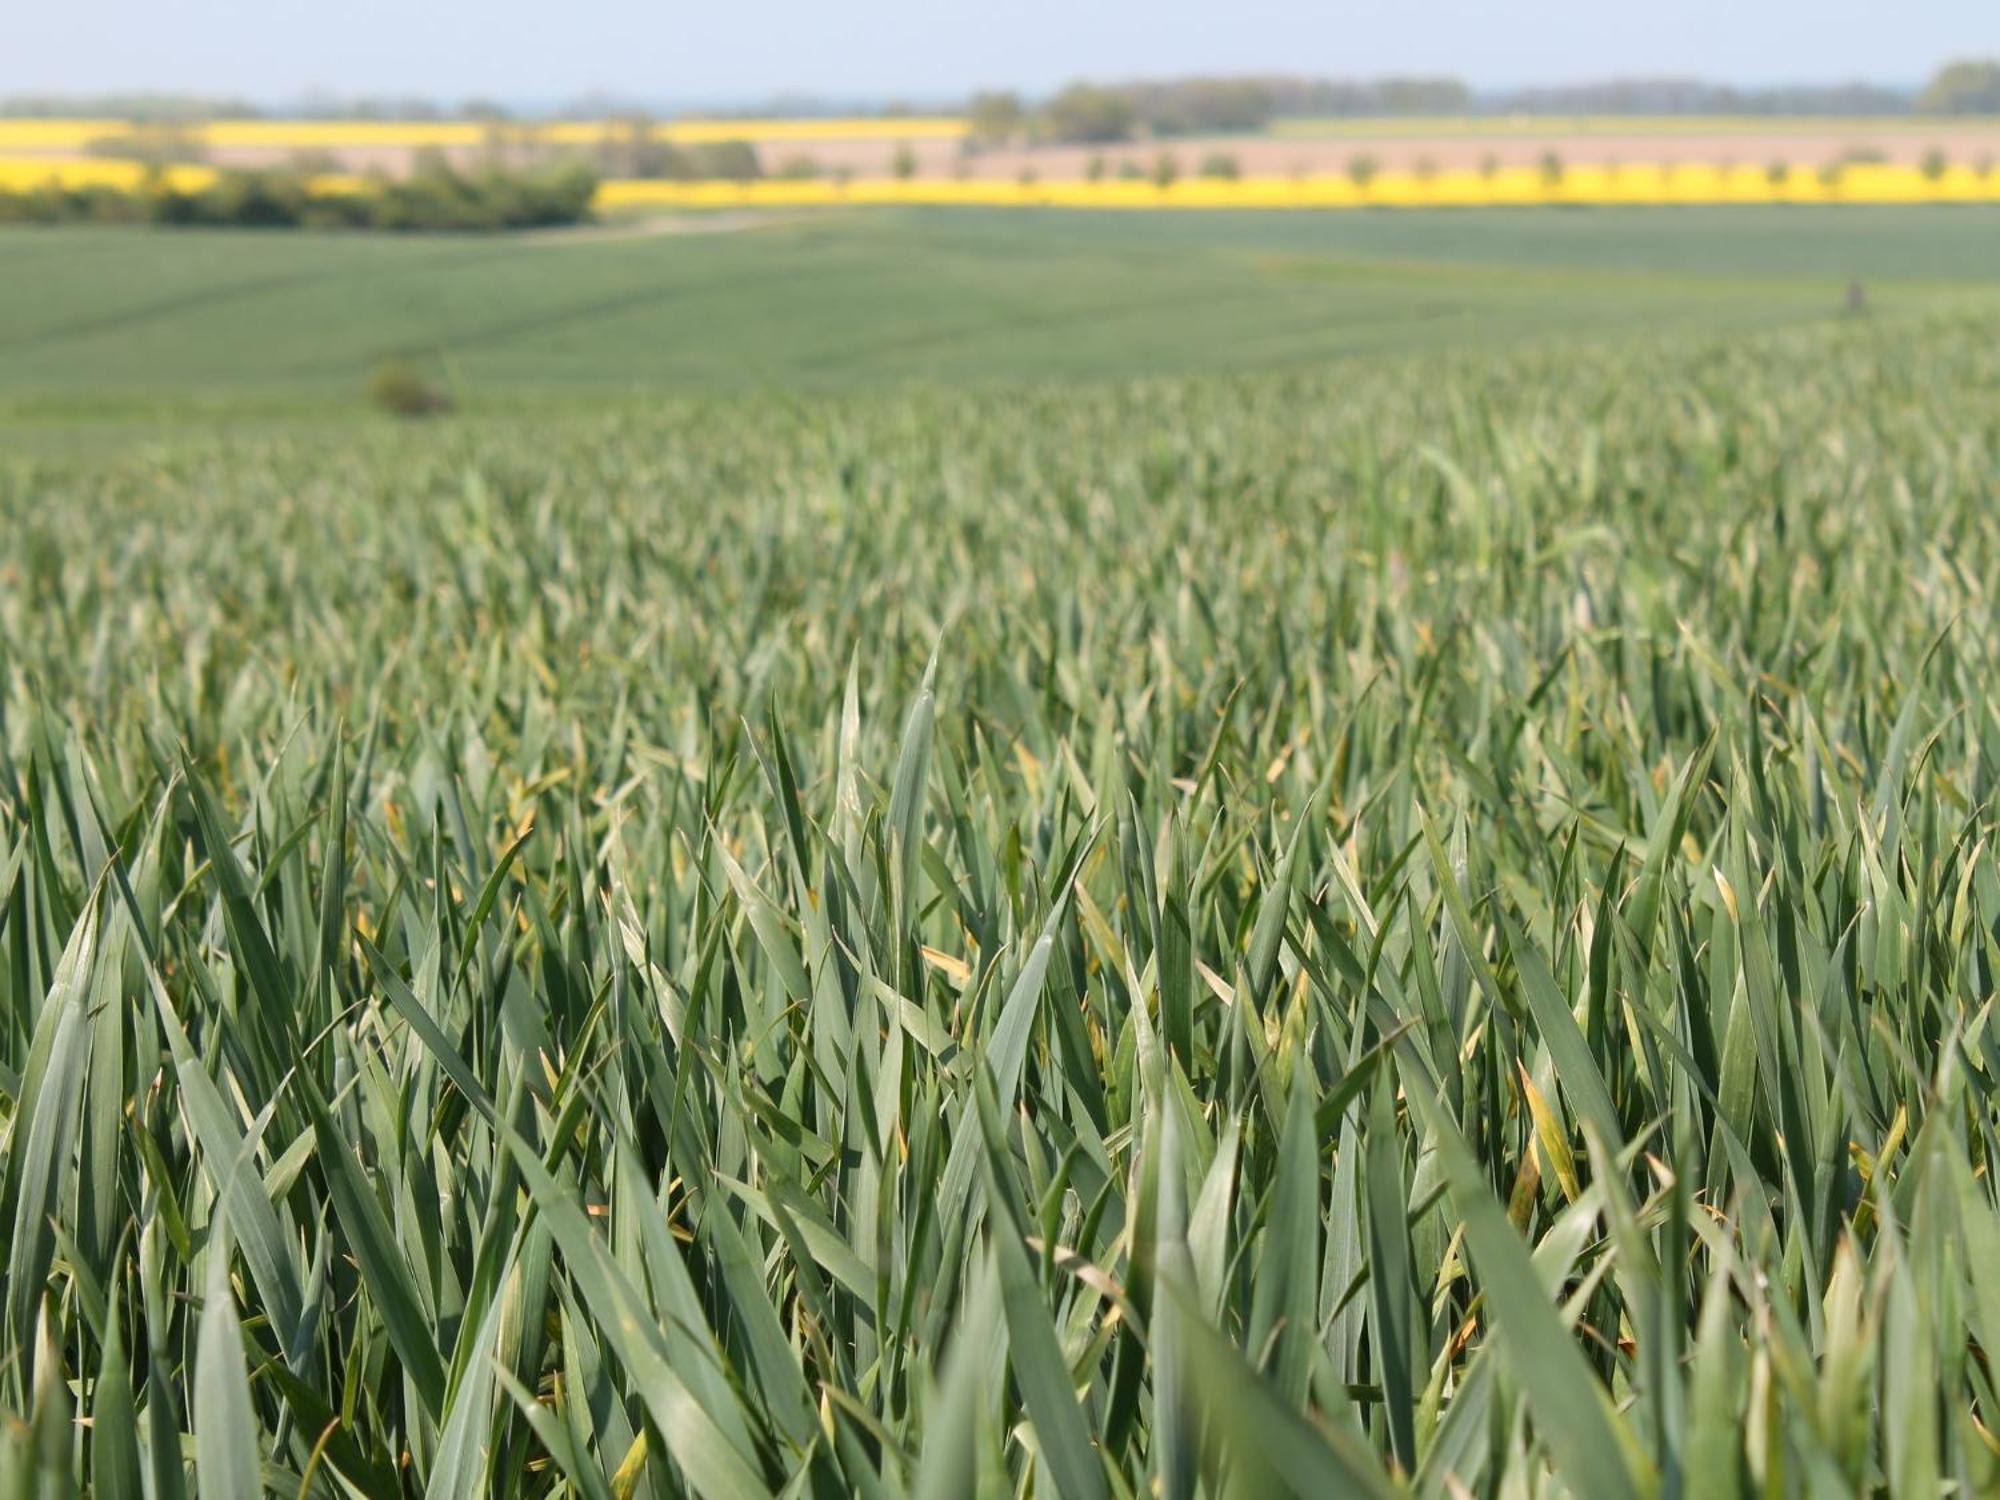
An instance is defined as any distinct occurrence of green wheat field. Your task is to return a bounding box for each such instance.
[1,207,1998,1496]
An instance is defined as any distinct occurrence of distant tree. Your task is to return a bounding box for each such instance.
[892,144,918,179]
[1197,152,1240,180]
[1765,159,1790,187]
[1151,151,1180,188]
[602,114,688,179]
[774,153,823,179]
[1085,153,1108,181]
[689,140,762,181]
[1124,77,1275,135]
[1920,147,1951,180]
[1538,150,1565,184]
[1117,159,1147,181]
[1479,153,1501,179]
[966,90,1025,145]
[1919,59,2000,114]
[1039,84,1137,144]
[1412,155,1439,180]
[1346,153,1379,187]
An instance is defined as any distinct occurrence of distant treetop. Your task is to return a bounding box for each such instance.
[1920,59,2000,114]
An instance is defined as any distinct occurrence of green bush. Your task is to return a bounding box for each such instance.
[1197,152,1241,180]
[0,162,600,233]
[365,357,452,416]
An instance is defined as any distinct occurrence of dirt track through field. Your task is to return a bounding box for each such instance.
[517,211,798,244]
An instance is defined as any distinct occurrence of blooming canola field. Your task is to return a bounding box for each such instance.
[5,150,1999,211]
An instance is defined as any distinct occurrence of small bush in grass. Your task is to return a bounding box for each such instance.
[1347,153,1379,188]
[366,358,452,418]
[1539,150,1565,185]
[1921,147,1951,181]
[1151,151,1179,189]
[1085,153,1107,181]
[1197,152,1240,180]
[1766,160,1791,187]
[892,144,918,180]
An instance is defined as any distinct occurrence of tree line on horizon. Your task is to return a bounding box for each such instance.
[969,61,2000,145]
[4,59,1999,140]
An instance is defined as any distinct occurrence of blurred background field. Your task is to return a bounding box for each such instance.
[3,205,1998,429]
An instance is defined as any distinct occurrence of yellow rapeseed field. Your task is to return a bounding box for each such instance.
[599,161,2000,209]
[0,157,217,192]
[4,151,1996,210]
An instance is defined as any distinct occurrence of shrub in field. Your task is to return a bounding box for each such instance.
[1151,150,1179,187]
[1197,151,1240,179]
[892,143,918,179]
[0,162,597,231]
[1347,152,1380,187]
[1539,149,1565,184]
[1922,146,1951,180]
[0,321,1996,1496]
[365,356,452,416]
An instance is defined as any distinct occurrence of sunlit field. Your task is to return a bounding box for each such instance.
[1,180,1998,1493]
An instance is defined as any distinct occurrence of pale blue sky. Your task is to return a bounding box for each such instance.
[6,0,1996,106]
